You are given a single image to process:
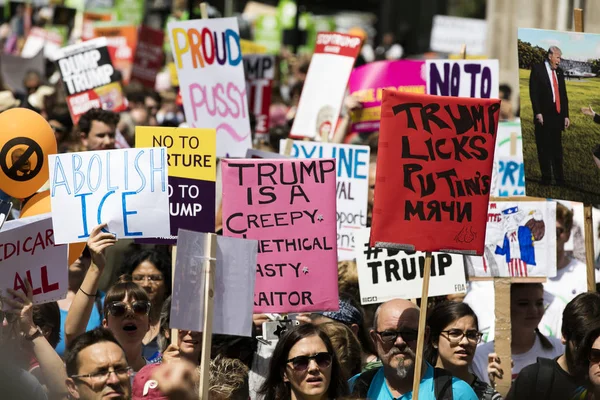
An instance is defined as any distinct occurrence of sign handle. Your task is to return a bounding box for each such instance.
[283,138,294,156]
[585,205,596,292]
[200,2,209,19]
[460,44,467,59]
[411,251,432,400]
[170,245,178,345]
[493,278,512,396]
[509,132,517,157]
[198,233,217,400]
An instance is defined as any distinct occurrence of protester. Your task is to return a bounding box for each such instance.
[349,298,477,399]
[121,248,172,362]
[573,324,600,399]
[78,108,119,151]
[426,301,502,400]
[473,283,563,384]
[65,328,132,400]
[258,323,349,400]
[209,355,250,400]
[506,292,600,399]
[318,321,363,378]
[29,301,62,387]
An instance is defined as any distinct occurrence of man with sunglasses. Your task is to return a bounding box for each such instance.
[349,298,477,399]
[65,328,132,400]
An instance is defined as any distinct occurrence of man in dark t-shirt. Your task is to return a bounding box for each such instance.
[507,292,600,400]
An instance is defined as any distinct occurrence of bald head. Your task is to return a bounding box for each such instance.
[373,299,419,331]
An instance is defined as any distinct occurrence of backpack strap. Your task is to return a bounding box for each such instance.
[534,357,555,399]
[433,368,454,400]
[351,368,379,398]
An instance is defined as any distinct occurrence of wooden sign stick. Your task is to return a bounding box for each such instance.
[170,246,178,345]
[283,138,294,156]
[200,2,209,19]
[460,44,467,59]
[411,252,433,400]
[493,278,512,395]
[198,233,217,399]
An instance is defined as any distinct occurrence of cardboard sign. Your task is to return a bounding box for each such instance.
[244,54,275,136]
[21,27,65,58]
[426,60,499,99]
[0,216,68,305]
[1,51,44,94]
[466,201,557,277]
[131,26,165,89]
[48,148,171,244]
[282,140,370,260]
[355,228,466,304]
[82,10,112,41]
[491,122,525,197]
[430,15,488,56]
[168,18,252,157]
[135,127,217,244]
[349,60,426,133]
[221,159,339,313]
[93,24,138,84]
[170,230,257,336]
[290,32,362,139]
[240,39,267,55]
[370,90,501,255]
[54,37,127,124]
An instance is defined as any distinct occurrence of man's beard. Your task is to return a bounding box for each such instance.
[392,348,416,379]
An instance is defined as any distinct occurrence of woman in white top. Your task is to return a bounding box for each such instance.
[472,283,564,384]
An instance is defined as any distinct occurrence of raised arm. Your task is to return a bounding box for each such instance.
[64,224,116,346]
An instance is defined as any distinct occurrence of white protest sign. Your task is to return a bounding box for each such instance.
[0,216,68,305]
[170,230,257,337]
[168,18,252,157]
[491,121,525,197]
[465,201,557,278]
[355,228,466,305]
[426,59,499,99]
[290,32,362,139]
[48,148,171,244]
[430,15,488,55]
[282,140,369,260]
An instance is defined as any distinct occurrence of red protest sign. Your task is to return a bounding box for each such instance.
[370,90,501,255]
[131,26,165,89]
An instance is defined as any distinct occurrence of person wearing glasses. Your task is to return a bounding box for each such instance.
[573,324,600,399]
[65,224,151,373]
[472,284,563,386]
[121,248,172,363]
[258,324,349,400]
[425,301,501,399]
[349,298,477,399]
[65,328,132,400]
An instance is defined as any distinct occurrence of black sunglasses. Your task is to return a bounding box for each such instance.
[590,348,600,364]
[108,301,151,317]
[287,352,332,371]
[376,329,419,344]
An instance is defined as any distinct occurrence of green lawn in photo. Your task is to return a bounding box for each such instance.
[519,68,600,204]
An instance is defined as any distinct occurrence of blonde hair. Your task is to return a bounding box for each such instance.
[319,322,363,378]
[209,355,249,400]
[338,260,359,300]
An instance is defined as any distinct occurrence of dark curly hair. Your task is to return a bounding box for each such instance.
[78,108,120,136]
[120,248,172,301]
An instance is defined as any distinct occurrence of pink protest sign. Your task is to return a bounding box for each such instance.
[348,60,426,133]
[222,159,339,313]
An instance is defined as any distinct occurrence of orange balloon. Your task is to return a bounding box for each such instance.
[0,108,57,199]
[20,190,85,265]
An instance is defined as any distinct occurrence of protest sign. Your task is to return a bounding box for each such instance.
[222,159,339,313]
[466,201,556,277]
[54,37,127,124]
[240,39,267,54]
[282,140,369,260]
[0,216,68,305]
[370,90,501,255]
[93,23,138,84]
[82,10,113,41]
[290,32,362,139]
[244,54,275,137]
[21,27,65,58]
[0,50,44,94]
[171,230,257,336]
[430,15,488,56]
[131,26,165,89]
[355,228,466,304]
[48,148,171,244]
[349,60,426,133]
[246,148,289,159]
[491,121,525,197]
[426,59,499,99]
[168,18,252,157]
[135,127,216,244]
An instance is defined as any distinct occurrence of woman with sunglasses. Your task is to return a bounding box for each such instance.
[65,224,151,372]
[573,324,600,399]
[258,324,349,400]
[426,301,502,399]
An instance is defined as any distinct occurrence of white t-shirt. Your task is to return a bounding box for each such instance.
[471,335,564,384]
[463,281,495,342]
[539,257,588,338]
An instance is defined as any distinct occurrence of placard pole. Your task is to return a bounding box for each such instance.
[411,251,432,400]
[198,233,217,400]
[493,278,512,396]
[200,2,209,19]
[283,138,294,156]
[170,245,178,345]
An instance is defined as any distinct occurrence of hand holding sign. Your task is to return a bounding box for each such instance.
[3,280,36,335]
[87,224,117,270]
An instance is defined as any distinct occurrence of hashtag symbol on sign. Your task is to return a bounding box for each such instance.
[363,243,383,260]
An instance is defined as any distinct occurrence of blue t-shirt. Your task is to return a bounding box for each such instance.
[348,363,478,400]
[55,292,105,357]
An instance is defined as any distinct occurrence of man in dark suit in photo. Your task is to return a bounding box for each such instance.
[529,46,570,185]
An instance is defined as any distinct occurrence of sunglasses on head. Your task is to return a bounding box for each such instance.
[590,348,600,364]
[107,300,151,317]
[287,352,332,371]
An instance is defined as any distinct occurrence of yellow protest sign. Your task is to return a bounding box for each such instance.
[135,127,216,182]
[241,39,267,55]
